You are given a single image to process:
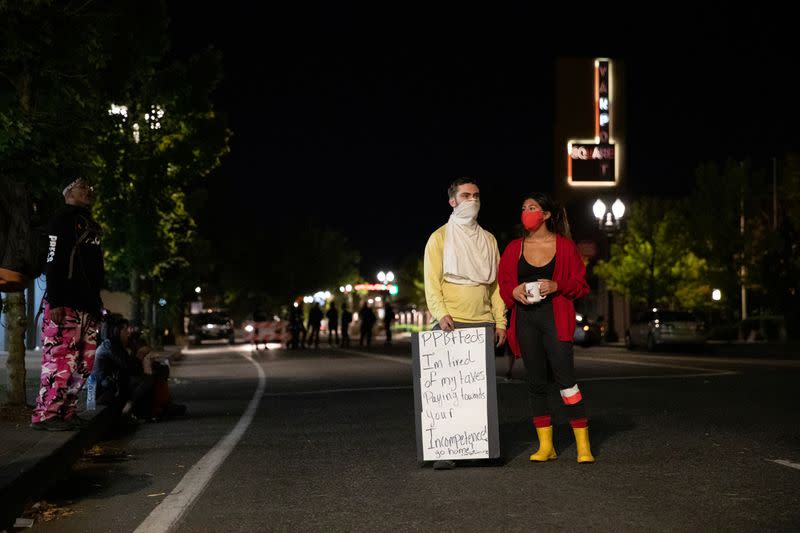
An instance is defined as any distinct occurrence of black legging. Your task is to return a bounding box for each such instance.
[516,301,586,422]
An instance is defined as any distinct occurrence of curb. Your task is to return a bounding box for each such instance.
[0,347,182,529]
[0,403,121,529]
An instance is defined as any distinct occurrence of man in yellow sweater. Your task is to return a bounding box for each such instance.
[424,177,507,346]
[423,178,506,470]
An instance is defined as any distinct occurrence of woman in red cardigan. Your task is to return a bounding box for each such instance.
[498,193,594,463]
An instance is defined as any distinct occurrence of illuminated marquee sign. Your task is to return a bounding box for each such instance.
[354,283,399,295]
[567,59,617,186]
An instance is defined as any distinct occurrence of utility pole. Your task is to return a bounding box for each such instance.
[773,156,778,230]
[740,171,747,321]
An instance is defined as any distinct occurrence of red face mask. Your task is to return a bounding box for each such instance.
[521,210,545,232]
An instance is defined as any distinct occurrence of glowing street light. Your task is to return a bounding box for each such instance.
[386,271,395,282]
[377,271,386,283]
[612,199,626,220]
[712,289,722,301]
[592,199,606,221]
[194,286,201,294]
[594,198,625,230]
[593,198,626,342]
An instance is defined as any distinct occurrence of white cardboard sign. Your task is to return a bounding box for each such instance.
[412,327,500,462]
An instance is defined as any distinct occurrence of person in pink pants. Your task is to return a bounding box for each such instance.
[31,177,104,431]
[32,303,99,425]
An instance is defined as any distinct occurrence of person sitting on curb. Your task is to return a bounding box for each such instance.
[93,313,135,406]
[94,318,185,422]
[122,327,186,421]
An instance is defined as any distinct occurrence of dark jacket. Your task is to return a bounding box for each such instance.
[325,307,339,328]
[45,205,104,316]
[308,305,323,328]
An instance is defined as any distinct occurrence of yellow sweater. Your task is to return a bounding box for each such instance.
[423,224,507,329]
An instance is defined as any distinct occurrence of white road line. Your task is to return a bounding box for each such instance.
[581,371,736,381]
[767,459,800,471]
[134,350,266,533]
[578,355,736,374]
[338,349,738,380]
[265,385,412,397]
[336,348,411,365]
[589,351,800,367]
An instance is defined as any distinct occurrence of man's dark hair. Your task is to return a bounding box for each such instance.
[447,177,478,199]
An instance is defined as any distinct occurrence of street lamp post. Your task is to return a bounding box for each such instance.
[593,198,625,342]
[377,270,394,297]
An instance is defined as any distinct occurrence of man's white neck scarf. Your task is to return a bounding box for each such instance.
[443,199,498,286]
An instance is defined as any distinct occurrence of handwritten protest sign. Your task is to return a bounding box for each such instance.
[412,327,499,462]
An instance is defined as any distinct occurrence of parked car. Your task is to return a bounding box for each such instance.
[574,314,603,347]
[625,309,706,351]
[242,315,290,349]
[188,312,235,345]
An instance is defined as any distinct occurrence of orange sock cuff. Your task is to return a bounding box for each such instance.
[569,417,588,429]
[533,415,551,428]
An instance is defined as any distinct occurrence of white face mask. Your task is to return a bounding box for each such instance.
[451,198,480,224]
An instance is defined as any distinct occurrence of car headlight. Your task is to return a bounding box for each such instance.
[205,324,215,329]
[245,325,254,333]
[576,314,583,322]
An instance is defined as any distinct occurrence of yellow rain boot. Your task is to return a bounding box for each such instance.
[529,426,557,462]
[572,426,595,463]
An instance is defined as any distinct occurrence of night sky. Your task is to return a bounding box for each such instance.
[167,5,800,276]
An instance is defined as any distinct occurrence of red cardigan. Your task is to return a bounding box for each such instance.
[498,235,590,357]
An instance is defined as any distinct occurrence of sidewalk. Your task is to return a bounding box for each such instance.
[0,345,182,530]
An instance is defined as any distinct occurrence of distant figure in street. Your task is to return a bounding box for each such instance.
[307,302,323,349]
[326,303,339,346]
[288,304,306,349]
[340,303,353,348]
[32,177,105,431]
[359,303,376,348]
[383,301,395,346]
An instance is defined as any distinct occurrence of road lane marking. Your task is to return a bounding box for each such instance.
[580,356,735,373]
[586,350,800,367]
[767,459,800,471]
[135,349,266,533]
[265,385,412,396]
[337,349,739,380]
[578,356,739,379]
[336,348,411,365]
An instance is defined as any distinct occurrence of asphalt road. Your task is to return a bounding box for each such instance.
[27,339,800,532]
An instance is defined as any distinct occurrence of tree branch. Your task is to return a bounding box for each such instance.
[65,0,96,15]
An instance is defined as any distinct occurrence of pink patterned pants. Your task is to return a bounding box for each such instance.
[31,302,99,423]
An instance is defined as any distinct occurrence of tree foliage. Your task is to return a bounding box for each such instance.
[594,198,711,310]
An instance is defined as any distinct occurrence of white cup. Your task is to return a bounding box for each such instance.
[525,281,546,304]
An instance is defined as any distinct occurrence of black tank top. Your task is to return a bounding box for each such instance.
[518,239,556,283]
